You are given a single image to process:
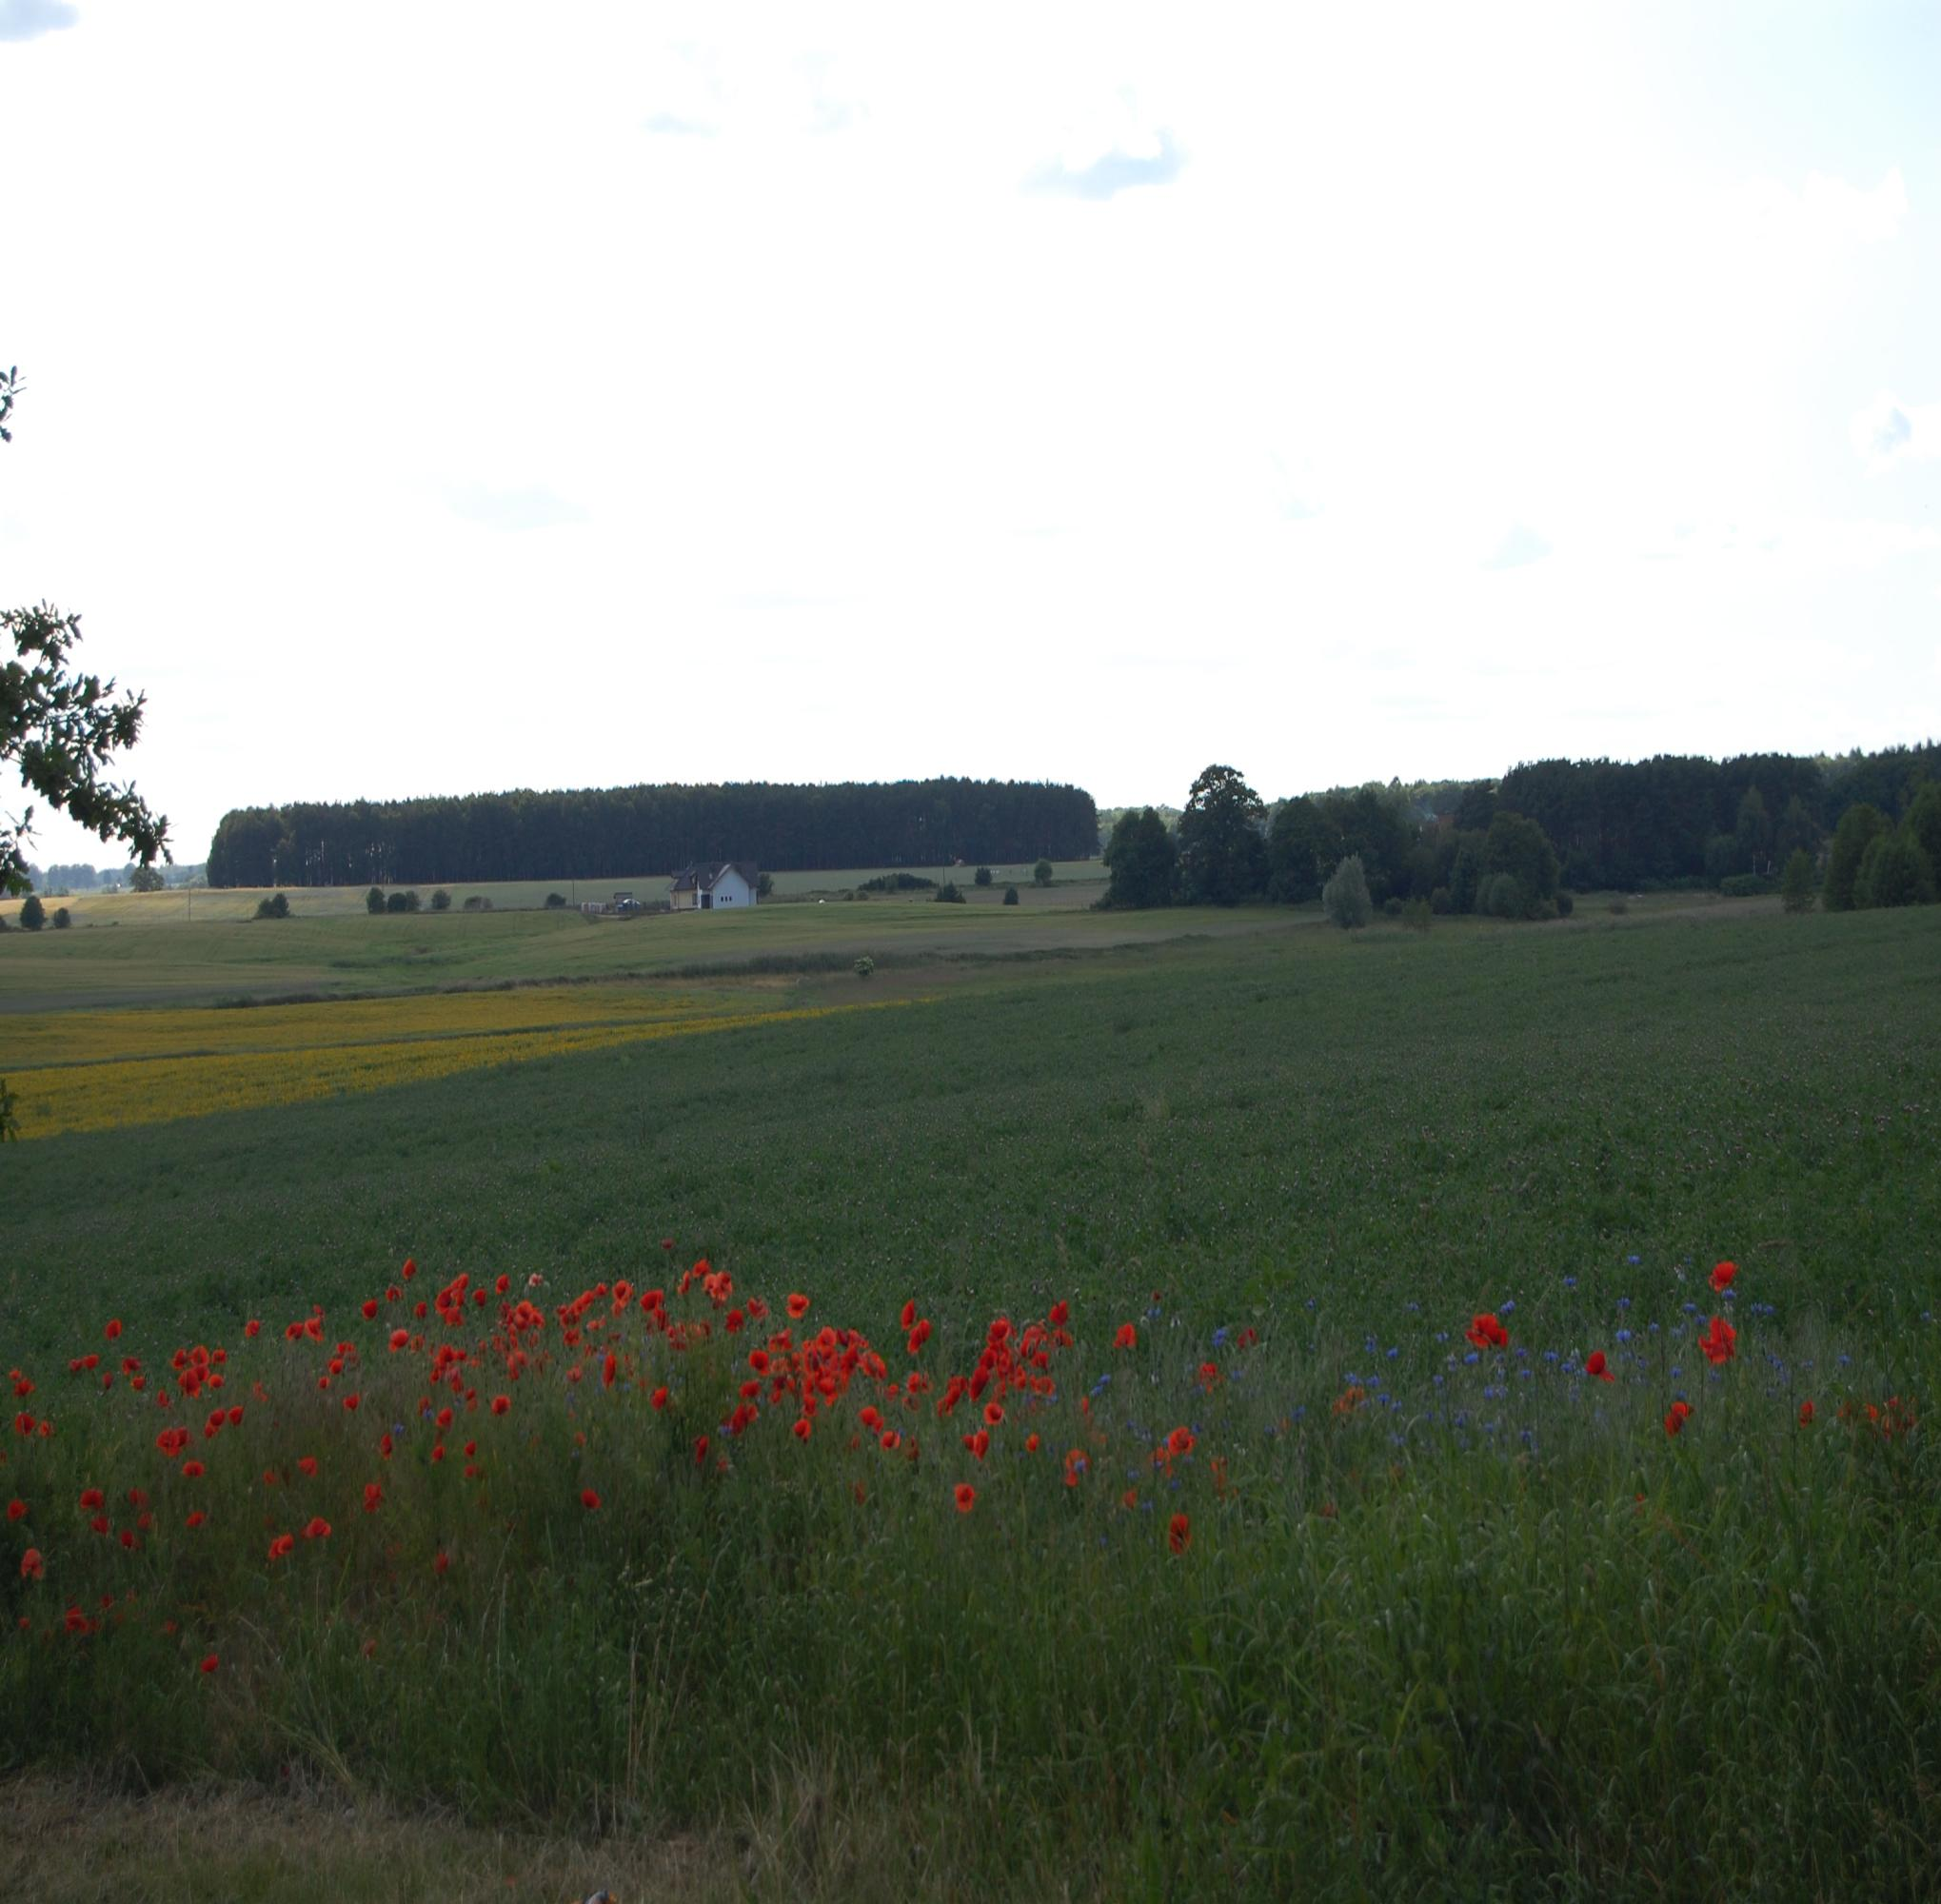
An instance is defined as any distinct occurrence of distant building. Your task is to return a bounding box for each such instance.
[669,863,760,911]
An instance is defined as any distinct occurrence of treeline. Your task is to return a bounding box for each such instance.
[1103,741,1941,918]
[206,779,1098,888]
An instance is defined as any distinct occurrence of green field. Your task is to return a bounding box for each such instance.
[4,898,1939,1898]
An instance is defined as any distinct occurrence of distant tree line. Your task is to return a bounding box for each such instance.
[206,780,1098,888]
[1103,740,1941,919]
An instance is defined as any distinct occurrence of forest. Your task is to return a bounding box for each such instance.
[205,779,1099,888]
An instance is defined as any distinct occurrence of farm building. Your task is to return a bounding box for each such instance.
[668,863,760,910]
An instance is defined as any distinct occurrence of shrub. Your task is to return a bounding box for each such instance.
[19,893,45,930]
[365,886,386,915]
[544,892,567,910]
[853,956,875,980]
[1321,855,1372,929]
[974,865,992,886]
[1003,885,1020,905]
[1481,872,1526,920]
[1608,897,1629,916]
[1853,831,1935,909]
[1823,804,1887,911]
[52,905,70,928]
[129,864,166,893]
[1429,886,1453,916]
[1780,850,1816,914]
[1381,896,1403,919]
[1555,890,1574,918]
[461,895,492,913]
[253,892,290,920]
[1402,897,1431,932]
[936,882,965,903]
[386,889,421,914]
[1719,874,1776,899]
[860,872,935,893]
[1033,859,1054,887]
[430,889,452,912]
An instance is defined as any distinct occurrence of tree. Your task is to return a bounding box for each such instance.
[973,865,992,886]
[18,892,45,929]
[1822,804,1887,911]
[1481,812,1559,913]
[1733,786,1772,875]
[1321,854,1372,928]
[254,891,291,919]
[1266,795,1337,903]
[1101,807,1177,909]
[1904,783,1941,884]
[1032,858,1054,887]
[365,885,386,915]
[1854,831,1934,909]
[52,904,70,927]
[1780,849,1816,913]
[1773,794,1819,867]
[1178,764,1267,905]
[129,863,166,893]
[430,888,452,911]
[1002,884,1020,905]
[3,372,168,895]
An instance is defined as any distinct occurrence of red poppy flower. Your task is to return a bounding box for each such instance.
[19,1548,42,1580]
[388,1328,408,1352]
[880,1429,901,1452]
[298,1457,318,1478]
[1024,1433,1040,1454]
[268,1533,295,1561]
[433,1551,450,1575]
[792,1418,812,1442]
[363,1482,384,1513]
[1466,1313,1509,1352]
[953,1482,976,1514]
[244,1319,261,1339]
[199,1654,219,1674]
[1585,1351,1614,1383]
[361,1299,379,1320]
[787,1294,810,1320]
[1697,1316,1736,1366]
[982,1400,1004,1426]
[651,1386,669,1412]
[1664,1400,1693,1438]
[402,1258,417,1279]
[1710,1260,1736,1294]
[5,1499,24,1522]
[78,1488,104,1512]
[1168,1513,1191,1555]
[1797,1399,1814,1427]
[490,1395,510,1416]
[1114,1323,1138,1351]
[186,1511,206,1529]
[182,1460,205,1479]
[104,1319,122,1340]
[302,1517,331,1540]
[581,1489,602,1511]
[900,1299,918,1331]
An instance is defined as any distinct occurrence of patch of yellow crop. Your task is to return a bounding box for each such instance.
[3,983,751,1070]
[7,1001,901,1139]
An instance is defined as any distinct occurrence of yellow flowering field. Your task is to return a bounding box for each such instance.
[6,985,897,1139]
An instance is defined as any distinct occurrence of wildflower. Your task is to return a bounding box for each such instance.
[954,1482,976,1515]
[1466,1313,1509,1352]
[651,1387,669,1412]
[362,1482,384,1514]
[1698,1317,1736,1366]
[1024,1433,1040,1454]
[581,1489,602,1511]
[1197,1361,1220,1391]
[983,1400,1004,1427]
[1710,1260,1737,1294]
[792,1418,812,1442]
[602,1352,618,1389]
[1585,1351,1614,1383]
[302,1517,331,1541]
[200,1654,219,1674]
[361,1299,378,1320]
[1664,1400,1693,1438]
[1168,1513,1191,1555]
[880,1429,901,1452]
[490,1395,510,1416]
[244,1319,261,1339]
[267,1533,295,1561]
[1114,1323,1138,1351]
[787,1293,811,1320]
[186,1511,206,1529]
[906,1319,931,1355]
[6,1499,24,1521]
[1798,1399,1814,1427]
[105,1319,122,1340]
[19,1548,43,1580]
[388,1329,408,1352]
[79,1488,104,1512]
[901,1299,918,1331]
[182,1461,205,1479]
[298,1457,318,1478]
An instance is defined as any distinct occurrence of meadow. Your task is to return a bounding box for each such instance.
[2,896,1938,1900]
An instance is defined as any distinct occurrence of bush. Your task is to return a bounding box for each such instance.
[129,864,166,893]
[1321,855,1372,929]
[1402,897,1431,932]
[1481,872,1526,920]
[461,895,492,913]
[1608,898,1629,916]
[1853,831,1935,909]
[544,892,567,910]
[19,893,45,930]
[52,905,70,928]
[430,889,452,912]
[1430,886,1453,916]
[366,886,386,916]
[385,889,420,914]
[1003,885,1020,905]
[253,892,290,920]
[936,882,965,903]
[1719,873,1777,899]
[1555,890,1574,918]
[860,872,935,893]
[1381,896,1403,919]
[853,956,875,980]
[1033,859,1054,887]
[1780,850,1816,914]
[974,865,992,886]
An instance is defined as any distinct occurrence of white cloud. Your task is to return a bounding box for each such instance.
[0,0,77,44]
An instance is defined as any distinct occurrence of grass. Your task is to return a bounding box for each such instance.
[3,901,1939,1897]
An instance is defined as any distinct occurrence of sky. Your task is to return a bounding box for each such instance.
[3,0,1939,870]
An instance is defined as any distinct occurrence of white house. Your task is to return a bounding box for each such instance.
[668,863,760,911]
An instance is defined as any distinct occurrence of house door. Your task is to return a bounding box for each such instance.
[702,893,712,909]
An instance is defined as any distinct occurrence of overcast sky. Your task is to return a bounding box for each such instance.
[4,0,1938,869]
